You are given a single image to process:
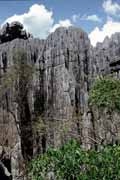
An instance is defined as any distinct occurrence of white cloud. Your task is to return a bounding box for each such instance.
[89,0,120,46]
[89,20,120,46]
[3,4,73,38]
[86,15,102,22]
[103,0,120,16]
[50,19,72,33]
[72,14,80,23]
[72,14,101,23]
[4,4,54,39]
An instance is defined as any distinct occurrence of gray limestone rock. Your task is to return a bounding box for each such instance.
[0,22,120,179]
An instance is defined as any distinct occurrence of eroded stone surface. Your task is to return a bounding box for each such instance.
[0,22,120,179]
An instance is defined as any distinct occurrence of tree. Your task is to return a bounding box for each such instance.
[89,76,120,112]
[28,139,120,180]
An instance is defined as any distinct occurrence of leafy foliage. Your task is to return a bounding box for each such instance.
[28,140,120,180]
[89,77,120,111]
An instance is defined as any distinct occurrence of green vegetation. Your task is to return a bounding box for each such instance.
[89,77,120,111]
[28,139,120,180]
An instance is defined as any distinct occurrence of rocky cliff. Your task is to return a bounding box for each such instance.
[0,22,120,179]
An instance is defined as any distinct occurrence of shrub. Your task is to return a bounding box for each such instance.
[89,77,120,111]
[28,140,120,180]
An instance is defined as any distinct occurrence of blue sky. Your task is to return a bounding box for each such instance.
[0,0,120,46]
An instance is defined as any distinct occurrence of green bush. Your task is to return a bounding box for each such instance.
[89,77,120,111]
[28,140,120,180]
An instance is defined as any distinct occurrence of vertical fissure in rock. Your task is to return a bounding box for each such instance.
[2,52,7,73]
[89,109,97,150]
[65,48,69,69]
[49,62,55,118]
[14,52,34,162]
[19,95,33,161]
[84,49,89,91]
[34,48,46,116]
[41,135,46,153]
[5,93,9,112]
[75,87,80,114]
[75,87,81,137]
[34,65,45,116]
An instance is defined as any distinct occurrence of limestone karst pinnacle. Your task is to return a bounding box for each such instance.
[0,22,120,179]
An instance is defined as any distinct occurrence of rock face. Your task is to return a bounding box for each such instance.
[0,22,120,179]
[38,27,91,149]
[0,22,45,179]
[89,33,120,148]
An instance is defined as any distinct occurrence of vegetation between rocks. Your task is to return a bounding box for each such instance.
[28,139,120,180]
[89,76,120,112]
